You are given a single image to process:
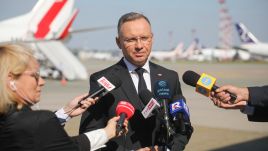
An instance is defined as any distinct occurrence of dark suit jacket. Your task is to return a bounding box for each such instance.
[79,58,192,150]
[247,86,268,122]
[0,105,90,151]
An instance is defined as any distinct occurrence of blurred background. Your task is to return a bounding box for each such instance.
[1,0,268,150]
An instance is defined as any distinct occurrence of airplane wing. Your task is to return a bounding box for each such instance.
[70,25,115,34]
[33,41,88,80]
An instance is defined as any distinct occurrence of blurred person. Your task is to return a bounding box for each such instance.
[0,44,128,151]
[80,12,193,151]
[210,85,268,122]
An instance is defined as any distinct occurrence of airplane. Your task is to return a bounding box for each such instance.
[180,38,200,59]
[188,47,250,62]
[235,22,268,60]
[186,38,250,62]
[149,42,184,61]
[0,0,113,80]
[78,50,121,61]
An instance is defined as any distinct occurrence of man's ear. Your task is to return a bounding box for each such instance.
[151,33,154,43]
[116,37,121,49]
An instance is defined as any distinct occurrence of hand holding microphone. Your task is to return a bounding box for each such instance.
[63,93,98,118]
[214,85,249,104]
[65,75,122,115]
[79,75,122,105]
[210,85,248,109]
[115,101,135,135]
[104,116,129,139]
[182,70,237,103]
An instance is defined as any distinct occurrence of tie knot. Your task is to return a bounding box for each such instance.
[135,67,145,76]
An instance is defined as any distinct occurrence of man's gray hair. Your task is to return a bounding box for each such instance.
[117,12,151,34]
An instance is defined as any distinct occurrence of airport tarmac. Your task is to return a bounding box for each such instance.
[38,59,268,150]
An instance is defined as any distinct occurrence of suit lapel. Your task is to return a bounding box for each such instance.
[112,59,144,110]
[150,62,163,96]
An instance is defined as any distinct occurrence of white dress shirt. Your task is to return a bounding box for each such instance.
[123,58,151,92]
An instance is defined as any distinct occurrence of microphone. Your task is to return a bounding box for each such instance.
[154,80,175,138]
[139,89,160,119]
[169,95,190,134]
[74,75,121,109]
[115,101,135,135]
[182,70,237,103]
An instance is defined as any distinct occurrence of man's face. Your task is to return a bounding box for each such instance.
[116,18,153,67]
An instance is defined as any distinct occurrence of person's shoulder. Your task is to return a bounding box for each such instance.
[90,59,123,79]
[10,109,57,129]
[150,61,177,74]
[13,108,54,119]
[91,66,116,78]
[27,110,56,122]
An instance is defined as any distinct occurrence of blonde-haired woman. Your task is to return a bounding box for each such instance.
[0,44,127,151]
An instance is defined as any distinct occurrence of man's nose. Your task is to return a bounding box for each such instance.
[135,38,144,48]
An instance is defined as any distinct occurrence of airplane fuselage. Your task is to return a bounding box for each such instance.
[240,43,268,57]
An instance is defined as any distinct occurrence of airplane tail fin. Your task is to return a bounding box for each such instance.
[235,22,259,44]
[27,0,76,40]
[183,38,199,57]
[172,42,184,56]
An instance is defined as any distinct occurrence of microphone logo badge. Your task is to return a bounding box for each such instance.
[170,99,190,120]
[201,77,212,86]
[196,73,216,97]
[171,101,182,112]
[155,80,170,98]
[141,98,160,119]
[158,80,167,87]
[97,76,116,91]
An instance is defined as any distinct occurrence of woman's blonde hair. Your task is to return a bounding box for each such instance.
[0,43,34,114]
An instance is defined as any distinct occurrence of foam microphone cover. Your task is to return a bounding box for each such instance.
[116,101,135,120]
[182,70,200,87]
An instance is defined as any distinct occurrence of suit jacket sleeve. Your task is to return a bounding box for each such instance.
[247,86,268,122]
[71,134,91,151]
[248,86,268,107]
[36,111,91,151]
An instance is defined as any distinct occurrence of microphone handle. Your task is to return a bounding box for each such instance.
[178,113,186,134]
[162,99,175,137]
[212,85,237,103]
[74,87,105,109]
[116,113,126,135]
[78,87,105,105]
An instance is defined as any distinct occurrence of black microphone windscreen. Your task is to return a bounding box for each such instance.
[139,89,153,105]
[182,70,200,87]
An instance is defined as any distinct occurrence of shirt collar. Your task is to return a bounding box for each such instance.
[123,57,150,74]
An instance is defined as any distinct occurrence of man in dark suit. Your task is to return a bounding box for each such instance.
[210,85,268,122]
[79,12,193,150]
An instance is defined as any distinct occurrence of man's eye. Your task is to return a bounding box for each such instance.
[127,39,136,42]
[141,37,149,41]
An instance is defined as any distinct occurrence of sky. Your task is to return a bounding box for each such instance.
[0,0,268,51]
